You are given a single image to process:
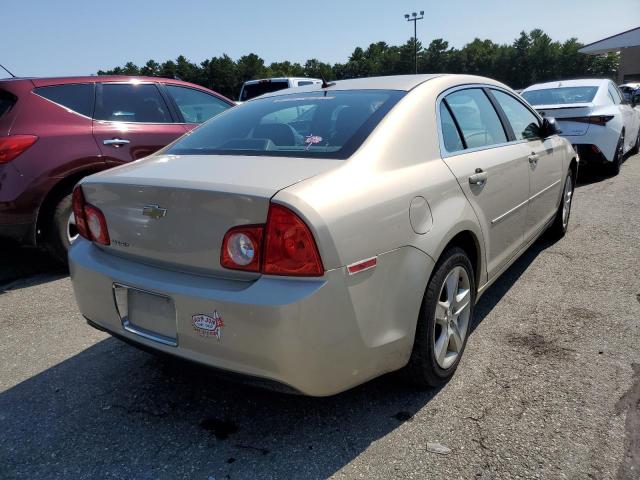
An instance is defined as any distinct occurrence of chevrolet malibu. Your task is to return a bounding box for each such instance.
[70,75,577,396]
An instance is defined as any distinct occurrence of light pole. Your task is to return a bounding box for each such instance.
[404,11,424,74]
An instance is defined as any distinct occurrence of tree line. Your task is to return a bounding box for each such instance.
[98,29,618,100]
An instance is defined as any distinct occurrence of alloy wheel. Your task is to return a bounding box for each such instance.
[67,212,79,245]
[433,266,471,369]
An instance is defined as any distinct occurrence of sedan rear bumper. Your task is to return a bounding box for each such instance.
[69,240,432,396]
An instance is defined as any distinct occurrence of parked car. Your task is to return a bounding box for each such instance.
[238,77,322,102]
[522,79,640,175]
[0,76,234,260]
[619,83,640,102]
[69,74,576,396]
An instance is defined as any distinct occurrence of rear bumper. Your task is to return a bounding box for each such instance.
[69,240,432,396]
[0,163,40,244]
[561,129,618,163]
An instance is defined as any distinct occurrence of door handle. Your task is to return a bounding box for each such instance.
[103,138,130,147]
[528,153,539,165]
[469,168,488,186]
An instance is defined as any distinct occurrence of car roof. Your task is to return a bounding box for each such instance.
[253,74,511,100]
[242,77,322,85]
[523,78,610,92]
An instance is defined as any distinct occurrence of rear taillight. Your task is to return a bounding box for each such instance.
[220,203,324,277]
[221,226,263,272]
[565,115,614,126]
[0,135,38,164]
[71,185,110,245]
[72,186,89,239]
[263,204,323,276]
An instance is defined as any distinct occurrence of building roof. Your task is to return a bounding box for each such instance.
[579,26,640,55]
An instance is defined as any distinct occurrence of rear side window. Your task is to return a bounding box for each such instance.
[0,90,16,118]
[95,83,172,123]
[444,89,507,149]
[34,83,94,117]
[240,81,289,102]
[165,85,230,124]
[491,90,540,141]
[439,103,464,152]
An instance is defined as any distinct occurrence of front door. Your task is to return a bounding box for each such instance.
[489,89,563,241]
[92,82,186,166]
[440,88,530,279]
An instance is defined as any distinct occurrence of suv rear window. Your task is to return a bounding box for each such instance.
[34,83,94,117]
[0,90,16,118]
[240,80,290,102]
[168,89,405,160]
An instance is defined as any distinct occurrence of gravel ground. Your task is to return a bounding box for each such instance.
[1,154,639,480]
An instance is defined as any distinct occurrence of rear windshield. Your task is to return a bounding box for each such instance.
[240,80,290,101]
[167,89,405,160]
[522,87,598,106]
[0,90,16,118]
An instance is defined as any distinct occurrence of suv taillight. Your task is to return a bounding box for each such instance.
[72,185,110,245]
[0,135,38,164]
[221,203,324,276]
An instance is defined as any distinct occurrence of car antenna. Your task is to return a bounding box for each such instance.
[0,63,16,78]
[320,74,334,89]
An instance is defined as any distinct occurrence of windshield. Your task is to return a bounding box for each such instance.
[240,80,290,101]
[168,89,405,159]
[522,86,598,106]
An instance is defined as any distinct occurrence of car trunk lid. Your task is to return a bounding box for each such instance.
[80,153,337,279]
[534,103,594,136]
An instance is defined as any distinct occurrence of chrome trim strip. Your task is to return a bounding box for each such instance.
[491,179,562,225]
[529,179,561,202]
[491,198,529,225]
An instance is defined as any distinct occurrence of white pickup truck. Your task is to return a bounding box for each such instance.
[238,77,322,103]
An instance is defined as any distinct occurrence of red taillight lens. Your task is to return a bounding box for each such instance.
[263,204,323,276]
[84,204,110,245]
[72,186,89,240]
[220,204,324,276]
[220,226,263,272]
[71,185,110,245]
[565,115,614,126]
[0,135,38,164]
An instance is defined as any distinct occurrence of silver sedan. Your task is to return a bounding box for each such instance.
[69,74,577,396]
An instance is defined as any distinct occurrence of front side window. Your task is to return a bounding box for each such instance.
[168,89,405,159]
[608,84,622,104]
[444,89,507,149]
[34,83,94,117]
[165,85,231,124]
[95,83,172,123]
[522,87,598,106]
[491,90,540,141]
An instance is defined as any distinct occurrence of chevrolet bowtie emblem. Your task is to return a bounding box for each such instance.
[142,205,167,219]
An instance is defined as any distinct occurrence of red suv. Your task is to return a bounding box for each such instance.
[0,76,234,260]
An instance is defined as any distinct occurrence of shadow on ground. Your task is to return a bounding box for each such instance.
[0,231,560,479]
[0,241,66,291]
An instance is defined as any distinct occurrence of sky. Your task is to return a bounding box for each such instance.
[1,0,639,77]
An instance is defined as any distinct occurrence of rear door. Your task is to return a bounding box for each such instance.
[162,84,232,133]
[92,82,185,166]
[439,87,530,279]
[489,89,562,241]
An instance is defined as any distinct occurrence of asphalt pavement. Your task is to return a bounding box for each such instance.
[1,154,639,479]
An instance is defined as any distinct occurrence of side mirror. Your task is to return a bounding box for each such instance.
[541,117,561,137]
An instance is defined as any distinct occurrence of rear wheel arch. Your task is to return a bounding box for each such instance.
[434,229,483,293]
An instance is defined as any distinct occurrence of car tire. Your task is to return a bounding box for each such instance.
[45,192,77,264]
[548,171,574,239]
[608,134,624,176]
[404,247,476,388]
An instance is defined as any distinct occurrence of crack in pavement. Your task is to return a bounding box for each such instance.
[615,363,640,480]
